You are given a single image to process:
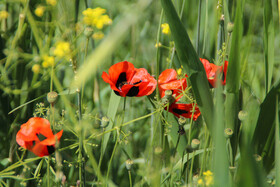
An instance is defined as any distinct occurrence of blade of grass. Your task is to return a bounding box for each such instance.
[263,0,275,94]
[213,80,229,186]
[101,91,121,155]
[160,0,214,131]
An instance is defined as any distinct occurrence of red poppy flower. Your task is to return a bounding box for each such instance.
[102,61,157,97]
[158,69,187,102]
[168,103,201,121]
[200,58,228,88]
[16,117,63,157]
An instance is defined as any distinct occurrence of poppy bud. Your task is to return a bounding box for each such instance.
[47,91,58,104]
[227,22,234,33]
[125,159,134,170]
[224,128,233,138]
[84,27,94,38]
[186,145,193,153]
[238,110,247,121]
[178,117,187,125]
[101,116,109,128]
[191,139,200,150]
[178,125,185,135]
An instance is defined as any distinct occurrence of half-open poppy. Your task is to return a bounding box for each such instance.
[168,103,201,121]
[158,69,187,102]
[16,117,63,157]
[200,58,228,88]
[102,61,157,97]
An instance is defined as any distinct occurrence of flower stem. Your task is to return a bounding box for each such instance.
[47,156,50,187]
[128,170,132,187]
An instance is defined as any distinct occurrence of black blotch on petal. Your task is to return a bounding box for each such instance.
[172,108,188,115]
[222,72,225,82]
[36,133,47,141]
[47,145,55,155]
[114,90,120,96]
[126,86,139,97]
[116,72,127,88]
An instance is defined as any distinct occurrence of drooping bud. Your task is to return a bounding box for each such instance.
[84,27,94,38]
[125,159,134,170]
[178,125,185,135]
[227,22,234,33]
[161,90,175,105]
[178,117,187,126]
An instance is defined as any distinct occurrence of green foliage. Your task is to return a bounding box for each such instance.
[0,0,279,186]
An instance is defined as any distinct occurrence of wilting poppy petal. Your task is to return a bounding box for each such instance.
[32,130,63,157]
[158,69,187,101]
[16,117,63,157]
[102,61,157,97]
[200,58,228,88]
[168,103,201,121]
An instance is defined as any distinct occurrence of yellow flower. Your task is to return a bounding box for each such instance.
[203,170,214,186]
[197,179,204,185]
[0,10,9,19]
[82,7,112,29]
[92,32,104,40]
[177,67,182,76]
[46,0,57,6]
[155,42,162,48]
[35,6,45,17]
[42,55,55,68]
[32,64,41,74]
[161,23,170,35]
[53,41,71,58]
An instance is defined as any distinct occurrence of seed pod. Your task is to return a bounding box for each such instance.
[238,110,248,121]
[191,139,200,150]
[224,128,234,138]
[178,117,187,126]
[227,22,234,33]
[84,27,94,38]
[47,91,58,104]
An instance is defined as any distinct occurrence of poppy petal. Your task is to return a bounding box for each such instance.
[158,69,177,84]
[168,103,201,121]
[108,61,135,87]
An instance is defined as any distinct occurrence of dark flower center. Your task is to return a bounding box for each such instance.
[47,145,55,155]
[172,108,188,115]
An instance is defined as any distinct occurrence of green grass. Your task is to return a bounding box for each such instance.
[0,0,280,186]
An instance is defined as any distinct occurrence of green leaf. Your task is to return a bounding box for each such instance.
[263,0,275,93]
[160,0,214,131]
[252,80,280,172]
[101,91,121,155]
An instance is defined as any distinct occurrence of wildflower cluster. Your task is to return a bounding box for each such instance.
[82,7,112,40]
[35,6,45,17]
[197,170,214,186]
[53,41,71,59]
[82,7,112,29]
[42,55,55,68]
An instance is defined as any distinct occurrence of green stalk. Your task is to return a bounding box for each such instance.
[47,156,50,187]
[128,170,132,187]
[196,0,202,55]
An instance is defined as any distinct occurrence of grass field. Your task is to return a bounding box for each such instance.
[0,0,280,186]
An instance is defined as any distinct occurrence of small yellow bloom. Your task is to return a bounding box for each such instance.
[203,170,214,186]
[32,64,41,74]
[92,32,104,40]
[46,0,57,6]
[35,6,45,17]
[53,41,71,58]
[155,42,162,48]
[82,7,112,29]
[161,23,170,35]
[197,179,204,185]
[0,10,9,19]
[177,68,182,76]
[42,55,55,68]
